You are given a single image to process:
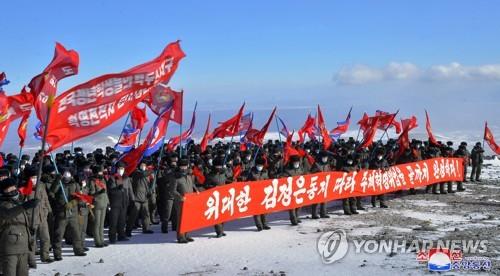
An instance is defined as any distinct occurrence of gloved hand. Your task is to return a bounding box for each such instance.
[22,199,40,210]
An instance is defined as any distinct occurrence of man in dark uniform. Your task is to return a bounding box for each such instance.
[50,169,87,260]
[107,162,134,244]
[340,155,359,215]
[282,155,304,225]
[310,151,331,219]
[370,149,389,208]
[205,158,229,237]
[248,158,271,231]
[454,144,468,192]
[157,159,176,233]
[470,142,484,182]
[89,165,109,247]
[126,161,154,236]
[172,159,199,243]
[0,177,39,276]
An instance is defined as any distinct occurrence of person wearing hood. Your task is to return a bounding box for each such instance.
[0,176,39,276]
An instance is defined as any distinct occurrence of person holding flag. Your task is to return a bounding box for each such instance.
[470,142,485,182]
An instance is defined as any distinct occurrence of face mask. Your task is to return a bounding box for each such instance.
[347,160,353,165]
[377,156,383,161]
[81,180,87,187]
[245,156,251,161]
[140,165,147,171]
[31,177,38,184]
[118,169,125,176]
[20,165,25,170]
[68,160,74,164]
[306,149,310,153]
[256,166,263,172]
[98,171,104,176]
[321,157,328,163]
[293,163,300,169]
[208,159,213,166]
[63,172,72,179]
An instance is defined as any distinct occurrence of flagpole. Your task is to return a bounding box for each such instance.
[70,142,74,154]
[115,113,131,148]
[179,117,183,159]
[32,97,54,229]
[275,115,283,148]
[137,129,143,148]
[483,121,487,149]
[379,109,399,143]
[15,146,23,175]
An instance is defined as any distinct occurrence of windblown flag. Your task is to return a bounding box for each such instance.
[425,110,439,146]
[167,103,197,151]
[144,84,183,124]
[233,165,242,180]
[284,131,300,164]
[192,166,206,184]
[0,90,34,148]
[211,103,245,139]
[238,113,253,135]
[484,122,500,154]
[17,115,29,148]
[0,72,10,91]
[298,114,316,144]
[317,105,332,150]
[46,41,185,152]
[330,107,352,140]
[200,114,212,153]
[120,110,171,175]
[397,116,418,156]
[130,105,148,130]
[245,108,277,146]
[277,116,289,138]
[28,43,79,124]
[114,125,140,153]
[375,110,401,134]
[359,117,380,149]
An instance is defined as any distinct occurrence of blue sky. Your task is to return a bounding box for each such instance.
[1,0,500,150]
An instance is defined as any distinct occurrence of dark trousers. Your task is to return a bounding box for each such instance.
[471,165,482,181]
[126,201,151,232]
[108,205,127,242]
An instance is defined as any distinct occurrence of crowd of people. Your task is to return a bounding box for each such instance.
[0,137,486,276]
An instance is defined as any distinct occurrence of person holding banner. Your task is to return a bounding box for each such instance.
[310,151,332,219]
[248,158,271,231]
[340,154,360,215]
[369,148,389,208]
[282,155,305,225]
[173,159,199,243]
[204,158,230,237]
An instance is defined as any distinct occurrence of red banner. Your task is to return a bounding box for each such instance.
[180,157,464,233]
[45,41,185,152]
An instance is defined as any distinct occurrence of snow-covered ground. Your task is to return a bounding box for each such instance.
[31,160,500,276]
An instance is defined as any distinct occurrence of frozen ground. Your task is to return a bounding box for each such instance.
[31,159,500,276]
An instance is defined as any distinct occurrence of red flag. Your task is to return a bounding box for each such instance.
[72,192,94,205]
[297,148,315,166]
[167,103,196,151]
[232,165,242,179]
[246,107,276,146]
[211,103,245,139]
[484,122,500,154]
[200,114,212,153]
[375,110,401,134]
[46,41,185,152]
[0,90,34,149]
[284,131,300,164]
[298,114,316,144]
[317,105,332,150]
[192,166,206,184]
[425,110,439,146]
[17,114,29,148]
[130,105,148,130]
[359,117,380,149]
[397,116,418,156]
[18,178,33,196]
[144,85,183,124]
[28,43,79,124]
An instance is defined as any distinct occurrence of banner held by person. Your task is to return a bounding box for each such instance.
[180,157,464,233]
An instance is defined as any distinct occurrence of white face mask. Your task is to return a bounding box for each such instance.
[347,160,353,165]
[256,166,263,172]
[293,163,300,169]
[321,157,328,163]
[208,159,213,166]
[31,177,37,184]
[81,180,87,187]
[140,165,147,171]
[63,172,72,179]
[118,169,125,176]
[245,156,251,161]
[377,156,383,161]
